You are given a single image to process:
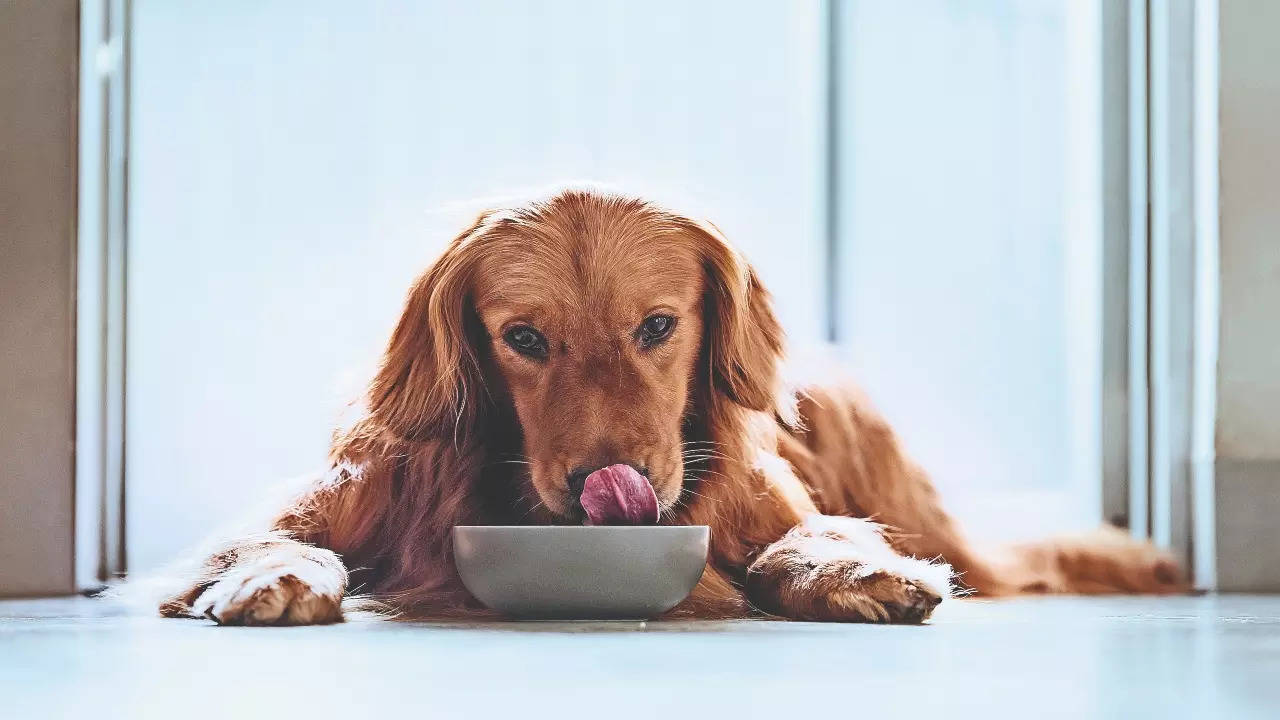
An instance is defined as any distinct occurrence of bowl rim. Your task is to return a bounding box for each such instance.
[453,524,709,531]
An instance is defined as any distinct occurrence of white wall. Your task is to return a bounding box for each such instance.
[836,0,1102,540]
[1217,0,1280,461]
[126,0,826,571]
[127,0,1109,568]
[1214,0,1280,591]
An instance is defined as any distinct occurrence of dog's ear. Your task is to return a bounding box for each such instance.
[686,219,785,413]
[367,214,491,442]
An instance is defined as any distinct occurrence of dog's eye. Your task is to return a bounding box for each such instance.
[637,315,676,348]
[503,325,548,359]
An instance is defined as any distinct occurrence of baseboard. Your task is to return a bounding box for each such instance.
[1216,458,1280,591]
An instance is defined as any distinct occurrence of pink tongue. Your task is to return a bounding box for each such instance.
[580,464,659,526]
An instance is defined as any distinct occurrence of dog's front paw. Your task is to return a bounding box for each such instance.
[751,556,945,623]
[192,553,344,626]
[747,516,951,624]
[821,565,944,623]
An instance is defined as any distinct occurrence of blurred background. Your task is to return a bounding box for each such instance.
[4,0,1277,596]
[122,0,1103,571]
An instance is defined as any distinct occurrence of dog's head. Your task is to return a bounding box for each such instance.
[367,189,783,521]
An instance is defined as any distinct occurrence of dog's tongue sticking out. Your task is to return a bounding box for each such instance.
[580,464,659,526]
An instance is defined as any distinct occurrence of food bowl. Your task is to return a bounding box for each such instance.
[452,525,709,619]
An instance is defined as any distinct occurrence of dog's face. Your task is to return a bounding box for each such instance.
[368,190,783,523]
[470,217,706,518]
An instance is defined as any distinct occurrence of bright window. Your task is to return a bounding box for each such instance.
[126,0,1103,570]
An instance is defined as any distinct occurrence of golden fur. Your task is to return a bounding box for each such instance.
[160,188,1184,625]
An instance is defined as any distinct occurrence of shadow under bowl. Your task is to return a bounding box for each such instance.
[452,525,709,620]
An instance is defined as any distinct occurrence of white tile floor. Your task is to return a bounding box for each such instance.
[2,595,1278,719]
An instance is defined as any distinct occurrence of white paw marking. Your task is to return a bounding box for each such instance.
[192,556,342,626]
[801,513,953,600]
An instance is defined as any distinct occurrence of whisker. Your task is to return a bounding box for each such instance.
[680,450,731,460]
[685,466,727,480]
[518,499,546,522]
[680,450,732,461]
[682,488,718,503]
[680,449,740,462]
[671,486,727,525]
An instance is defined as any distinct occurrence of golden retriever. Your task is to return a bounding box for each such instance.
[159,187,1184,625]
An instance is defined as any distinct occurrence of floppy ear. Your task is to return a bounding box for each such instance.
[366,214,491,441]
[687,220,785,413]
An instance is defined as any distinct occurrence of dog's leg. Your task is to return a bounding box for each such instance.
[745,515,950,623]
[996,526,1186,594]
[157,460,387,625]
[159,536,347,625]
[788,384,1185,595]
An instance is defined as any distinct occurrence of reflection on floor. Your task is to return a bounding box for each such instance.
[1,594,1277,718]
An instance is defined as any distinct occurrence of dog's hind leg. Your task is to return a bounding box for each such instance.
[784,383,1186,595]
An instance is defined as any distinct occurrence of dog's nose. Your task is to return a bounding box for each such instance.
[566,464,649,497]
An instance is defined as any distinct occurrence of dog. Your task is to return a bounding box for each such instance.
[158,187,1184,625]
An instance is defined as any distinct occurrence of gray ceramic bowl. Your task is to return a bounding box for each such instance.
[453,525,709,619]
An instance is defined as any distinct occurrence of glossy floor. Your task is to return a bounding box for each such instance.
[2,594,1277,718]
